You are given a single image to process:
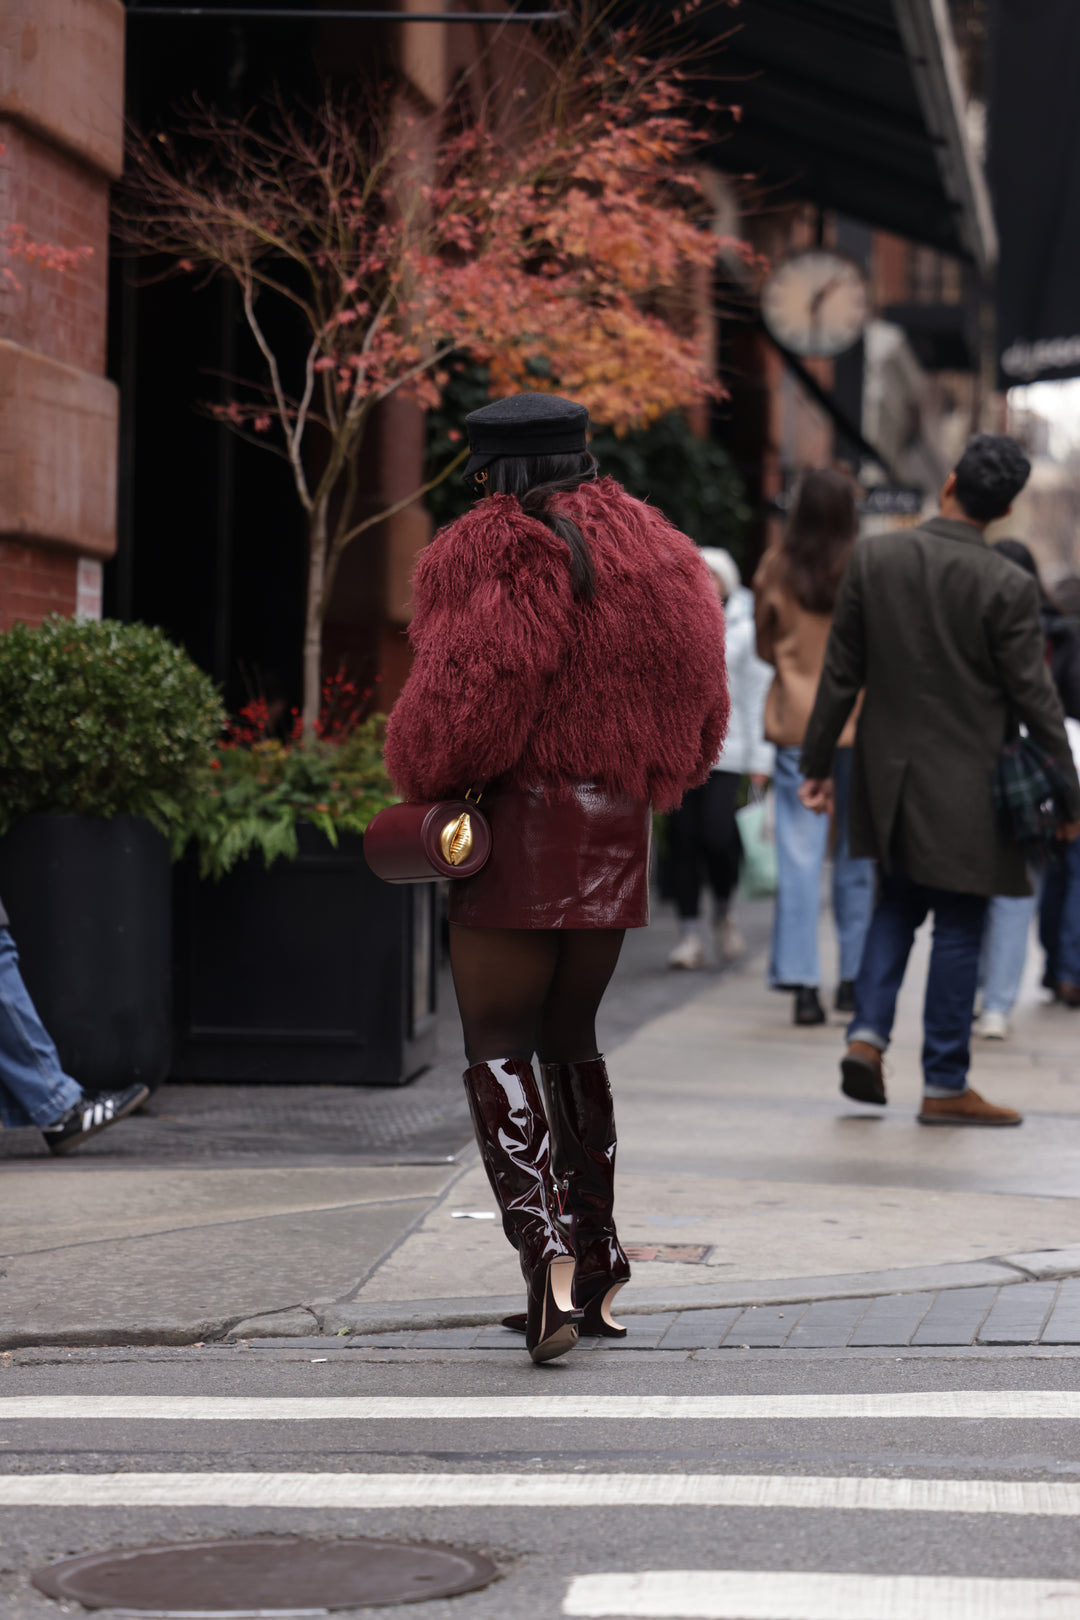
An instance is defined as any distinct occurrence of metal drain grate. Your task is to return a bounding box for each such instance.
[32,1534,498,1614]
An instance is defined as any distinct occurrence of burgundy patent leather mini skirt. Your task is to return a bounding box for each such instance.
[447,781,652,930]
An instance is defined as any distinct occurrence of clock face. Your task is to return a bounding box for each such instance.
[760,249,871,358]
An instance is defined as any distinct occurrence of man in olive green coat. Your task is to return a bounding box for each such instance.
[800,435,1080,1126]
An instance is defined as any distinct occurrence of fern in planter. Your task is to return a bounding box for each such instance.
[0,617,224,844]
[190,673,397,878]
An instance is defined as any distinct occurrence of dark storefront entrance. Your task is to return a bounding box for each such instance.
[107,11,396,712]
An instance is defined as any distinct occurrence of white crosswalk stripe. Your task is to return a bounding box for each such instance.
[561,1571,1080,1618]
[2,1471,1080,1514]
[1,1391,1078,1422]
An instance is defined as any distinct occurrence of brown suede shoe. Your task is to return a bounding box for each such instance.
[918,1087,1022,1127]
[1059,981,1080,1008]
[840,1041,886,1106]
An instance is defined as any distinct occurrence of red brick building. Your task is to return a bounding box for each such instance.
[0,0,124,628]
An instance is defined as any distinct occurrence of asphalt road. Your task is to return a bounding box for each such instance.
[5,1341,1080,1618]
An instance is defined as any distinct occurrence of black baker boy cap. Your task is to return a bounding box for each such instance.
[463,391,590,478]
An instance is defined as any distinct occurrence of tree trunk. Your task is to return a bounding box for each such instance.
[301,502,329,738]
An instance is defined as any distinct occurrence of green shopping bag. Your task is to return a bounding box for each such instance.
[736,788,777,899]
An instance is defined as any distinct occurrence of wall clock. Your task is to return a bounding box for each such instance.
[760,249,871,359]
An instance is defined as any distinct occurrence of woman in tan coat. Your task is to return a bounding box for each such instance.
[754,469,874,1025]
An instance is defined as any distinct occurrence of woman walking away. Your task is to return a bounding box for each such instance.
[753,468,874,1026]
[668,548,774,969]
[385,393,729,1364]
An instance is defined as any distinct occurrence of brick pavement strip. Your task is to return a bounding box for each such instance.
[658,1309,743,1350]
[268,1279,1080,1353]
[847,1292,936,1346]
[978,1282,1060,1345]
[726,1304,808,1348]
[1040,1277,1080,1344]
[911,1286,1000,1346]
[338,1284,1080,1353]
[785,1297,872,1349]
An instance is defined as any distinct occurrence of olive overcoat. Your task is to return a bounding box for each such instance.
[800,515,1080,897]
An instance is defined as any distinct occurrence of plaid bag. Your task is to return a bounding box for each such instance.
[993,736,1073,857]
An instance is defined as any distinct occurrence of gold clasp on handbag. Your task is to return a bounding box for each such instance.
[439,811,474,867]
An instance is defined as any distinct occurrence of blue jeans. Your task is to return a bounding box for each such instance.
[1040,840,1080,984]
[0,927,82,1129]
[769,746,875,987]
[849,868,989,1094]
[979,887,1039,1016]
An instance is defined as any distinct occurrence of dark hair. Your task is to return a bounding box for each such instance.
[953,434,1031,523]
[995,538,1050,608]
[781,468,858,615]
[469,451,599,599]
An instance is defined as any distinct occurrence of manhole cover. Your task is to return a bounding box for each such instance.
[623,1242,713,1264]
[32,1534,498,1614]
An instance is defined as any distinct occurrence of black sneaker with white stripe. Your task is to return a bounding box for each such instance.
[41,1083,150,1156]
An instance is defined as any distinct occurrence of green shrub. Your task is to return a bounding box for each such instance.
[0,617,224,845]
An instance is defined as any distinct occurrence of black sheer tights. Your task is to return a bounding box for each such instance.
[449,924,626,1065]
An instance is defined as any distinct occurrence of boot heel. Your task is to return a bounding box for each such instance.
[529,1256,579,1364]
[579,1276,628,1338]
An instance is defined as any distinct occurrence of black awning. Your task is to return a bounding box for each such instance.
[662,0,993,268]
[880,301,976,371]
[989,0,1080,385]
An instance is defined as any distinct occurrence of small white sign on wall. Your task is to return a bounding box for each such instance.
[76,557,103,622]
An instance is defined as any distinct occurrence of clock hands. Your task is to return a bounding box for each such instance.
[808,275,844,346]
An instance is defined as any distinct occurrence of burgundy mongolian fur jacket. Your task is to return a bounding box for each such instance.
[383,478,729,813]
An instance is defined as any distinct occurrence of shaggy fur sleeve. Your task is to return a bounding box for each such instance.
[383,498,575,801]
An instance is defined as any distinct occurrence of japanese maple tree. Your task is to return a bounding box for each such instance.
[117,6,749,732]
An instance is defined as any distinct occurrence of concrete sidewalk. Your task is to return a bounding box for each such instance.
[4,902,1080,1349]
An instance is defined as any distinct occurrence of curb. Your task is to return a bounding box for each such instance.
[10,1247,1080,1352]
[314,1252,1078,1338]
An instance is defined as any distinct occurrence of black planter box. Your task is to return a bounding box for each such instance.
[0,813,172,1095]
[171,824,437,1085]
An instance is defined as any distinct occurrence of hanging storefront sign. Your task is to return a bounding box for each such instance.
[860,486,926,518]
[989,0,1080,384]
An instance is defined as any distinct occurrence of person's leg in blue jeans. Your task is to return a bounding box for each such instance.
[0,927,82,1129]
[922,890,989,1095]
[769,746,828,990]
[848,867,929,1054]
[1055,838,1080,997]
[831,747,875,990]
[0,924,148,1153]
[843,872,1022,1124]
[1040,857,1066,989]
[978,891,1037,1025]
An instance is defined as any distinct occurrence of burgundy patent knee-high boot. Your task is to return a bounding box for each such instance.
[502,1055,631,1339]
[462,1058,579,1364]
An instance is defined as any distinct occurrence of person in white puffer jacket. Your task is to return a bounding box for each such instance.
[667,548,775,969]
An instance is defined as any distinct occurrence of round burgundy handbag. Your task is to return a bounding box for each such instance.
[363,798,492,884]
